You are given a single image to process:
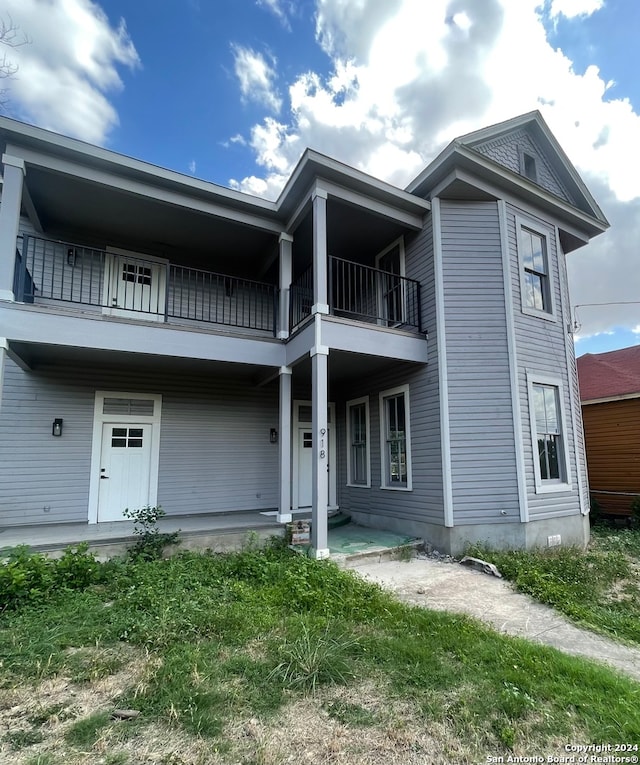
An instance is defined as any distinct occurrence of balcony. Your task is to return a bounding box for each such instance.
[13,236,423,344]
[290,256,422,333]
[14,235,278,336]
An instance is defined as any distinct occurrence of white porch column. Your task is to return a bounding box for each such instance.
[277,365,293,523]
[312,188,329,314]
[0,339,7,415]
[310,317,329,559]
[278,233,293,340]
[0,155,26,301]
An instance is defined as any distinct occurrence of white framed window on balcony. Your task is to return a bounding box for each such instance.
[379,384,412,490]
[516,217,556,320]
[527,372,571,494]
[346,396,370,487]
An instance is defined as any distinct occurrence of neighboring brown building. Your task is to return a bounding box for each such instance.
[577,346,640,516]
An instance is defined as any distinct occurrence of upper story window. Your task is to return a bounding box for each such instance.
[521,151,538,182]
[517,217,556,320]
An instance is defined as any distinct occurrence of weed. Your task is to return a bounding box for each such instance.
[123,505,180,561]
[323,700,378,726]
[25,755,58,765]
[269,622,359,694]
[3,728,44,749]
[64,710,112,748]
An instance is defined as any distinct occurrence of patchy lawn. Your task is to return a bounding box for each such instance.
[1,539,639,764]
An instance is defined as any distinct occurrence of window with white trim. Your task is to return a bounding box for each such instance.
[527,375,571,493]
[379,385,412,490]
[519,224,552,315]
[346,397,370,487]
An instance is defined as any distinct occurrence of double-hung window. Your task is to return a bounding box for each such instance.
[379,385,412,490]
[527,374,571,493]
[517,218,555,319]
[346,397,370,487]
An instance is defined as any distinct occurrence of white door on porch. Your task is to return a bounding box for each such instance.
[103,248,167,320]
[98,423,152,522]
[293,416,336,509]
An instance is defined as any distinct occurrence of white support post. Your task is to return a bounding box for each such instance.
[278,233,293,340]
[277,365,293,523]
[0,155,26,302]
[312,188,329,315]
[0,339,7,415]
[310,319,329,559]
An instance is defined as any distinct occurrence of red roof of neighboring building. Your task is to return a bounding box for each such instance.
[577,345,640,402]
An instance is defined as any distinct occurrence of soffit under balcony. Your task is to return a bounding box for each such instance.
[22,166,279,277]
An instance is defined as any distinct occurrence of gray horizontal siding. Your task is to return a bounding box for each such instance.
[507,202,581,519]
[336,219,444,527]
[0,358,279,527]
[440,200,519,524]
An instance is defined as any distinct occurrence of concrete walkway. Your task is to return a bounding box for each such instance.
[350,555,640,683]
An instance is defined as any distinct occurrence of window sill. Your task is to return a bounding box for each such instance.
[380,485,413,492]
[346,482,371,489]
[535,482,572,495]
[521,306,557,323]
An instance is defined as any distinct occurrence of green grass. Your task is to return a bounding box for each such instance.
[1,539,640,763]
[468,526,640,646]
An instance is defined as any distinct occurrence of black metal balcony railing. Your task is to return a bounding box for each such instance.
[15,235,278,335]
[289,257,421,333]
[289,265,313,331]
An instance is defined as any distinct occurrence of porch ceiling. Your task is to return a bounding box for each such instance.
[293,350,422,387]
[22,166,279,277]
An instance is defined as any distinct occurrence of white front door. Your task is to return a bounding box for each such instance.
[297,427,315,508]
[293,409,337,510]
[103,248,167,320]
[97,423,153,522]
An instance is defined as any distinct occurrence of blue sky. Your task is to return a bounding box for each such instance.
[3,0,640,357]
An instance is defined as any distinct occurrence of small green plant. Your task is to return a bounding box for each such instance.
[269,622,358,694]
[630,496,640,526]
[123,505,180,561]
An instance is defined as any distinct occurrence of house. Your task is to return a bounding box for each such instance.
[577,346,640,518]
[0,111,608,557]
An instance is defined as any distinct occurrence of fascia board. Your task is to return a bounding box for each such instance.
[408,144,608,237]
[1,121,278,215]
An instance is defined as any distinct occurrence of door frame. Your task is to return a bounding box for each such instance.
[292,399,337,510]
[88,391,163,524]
[103,246,168,321]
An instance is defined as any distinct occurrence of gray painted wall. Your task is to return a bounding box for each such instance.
[506,202,581,519]
[440,199,520,525]
[335,219,445,527]
[0,358,279,526]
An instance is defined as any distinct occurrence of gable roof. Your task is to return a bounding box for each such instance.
[406,111,609,243]
[577,346,640,402]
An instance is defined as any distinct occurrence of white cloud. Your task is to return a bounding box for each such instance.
[549,0,604,20]
[232,45,282,113]
[229,0,639,339]
[1,0,139,144]
[188,160,197,175]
